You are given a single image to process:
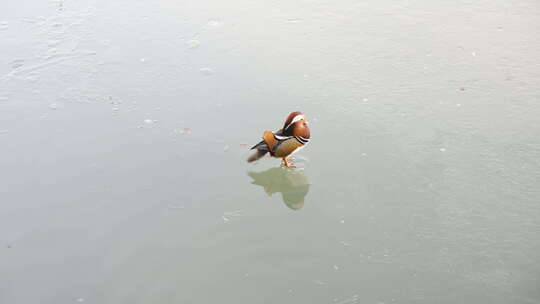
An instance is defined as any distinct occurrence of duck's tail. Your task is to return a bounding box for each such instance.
[247,149,268,163]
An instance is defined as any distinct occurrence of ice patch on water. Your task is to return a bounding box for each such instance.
[207,19,220,27]
[186,39,200,49]
[167,204,185,209]
[200,67,214,75]
[174,128,192,135]
[286,18,302,23]
[222,210,243,222]
[334,294,359,304]
[11,60,24,69]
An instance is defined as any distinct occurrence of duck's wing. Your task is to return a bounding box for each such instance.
[272,136,307,158]
[250,140,268,150]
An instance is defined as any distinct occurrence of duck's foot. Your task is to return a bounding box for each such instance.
[281,157,296,168]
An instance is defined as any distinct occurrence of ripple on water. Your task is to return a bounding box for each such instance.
[0,21,8,30]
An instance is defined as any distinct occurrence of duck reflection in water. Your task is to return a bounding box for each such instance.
[248,167,310,210]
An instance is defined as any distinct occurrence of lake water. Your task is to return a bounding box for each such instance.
[1,0,539,303]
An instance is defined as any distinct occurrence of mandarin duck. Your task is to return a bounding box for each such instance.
[247,111,310,168]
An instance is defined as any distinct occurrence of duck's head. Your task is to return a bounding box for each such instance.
[283,111,310,139]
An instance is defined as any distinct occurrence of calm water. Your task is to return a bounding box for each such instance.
[1,1,540,303]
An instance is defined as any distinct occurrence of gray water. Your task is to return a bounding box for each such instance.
[1,1,540,303]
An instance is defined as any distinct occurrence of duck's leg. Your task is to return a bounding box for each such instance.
[282,157,296,168]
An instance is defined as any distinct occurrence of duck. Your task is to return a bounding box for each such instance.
[247,111,311,168]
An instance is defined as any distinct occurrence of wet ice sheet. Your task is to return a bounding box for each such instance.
[1,0,540,303]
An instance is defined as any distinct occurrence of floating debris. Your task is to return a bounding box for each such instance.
[239,143,248,147]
